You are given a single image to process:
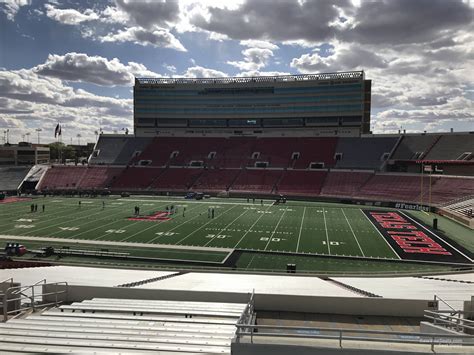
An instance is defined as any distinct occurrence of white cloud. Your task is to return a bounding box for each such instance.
[114,0,180,29]
[44,4,99,25]
[236,70,291,77]
[100,26,186,51]
[163,64,177,73]
[0,68,133,143]
[240,39,279,50]
[0,0,30,21]
[33,53,160,86]
[290,43,388,73]
[228,48,274,71]
[181,66,227,78]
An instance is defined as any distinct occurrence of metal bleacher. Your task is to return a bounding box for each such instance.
[0,297,247,354]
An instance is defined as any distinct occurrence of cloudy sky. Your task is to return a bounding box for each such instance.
[0,0,473,145]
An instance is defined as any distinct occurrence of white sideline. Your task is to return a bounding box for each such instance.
[0,234,233,253]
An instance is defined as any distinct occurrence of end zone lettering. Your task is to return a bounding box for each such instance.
[363,210,471,263]
[370,212,451,256]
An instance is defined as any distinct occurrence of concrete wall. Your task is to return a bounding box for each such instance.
[43,284,436,317]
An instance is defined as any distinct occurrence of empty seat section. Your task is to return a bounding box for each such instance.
[78,167,124,189]
[215,137,256,168]
[391,135,440,160]
[424,134,474,160]
[0,297,246,354]
[113,137,153,165]
[151,168,203,190]
[292,138,338,169]
[251,138,297,168]
[132,137,181,166]
[192,169,240,191]
[334,137,398,170]
[426,177,474,204]
[357,174,429,202]
[183,137,225,167]
[0,166,31,191]
[111,167,163,190]
[37,166,87,190]
[276,170,327,195]
[89,136,131,165]
[231,169,282,193]
[321,171,373,197]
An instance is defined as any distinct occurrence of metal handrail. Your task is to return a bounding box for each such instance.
[434,295,457,313]
[0,278,14,287]
[1,281,68,322]
[425,310,474,332]
[234,324,474,351]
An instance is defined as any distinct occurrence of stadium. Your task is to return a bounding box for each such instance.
[1,71,473,353]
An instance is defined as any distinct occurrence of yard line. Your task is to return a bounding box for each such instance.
[322,207,331,254]
[233,204,273,248]
[4,203,126,236]
[341,208,365,257]
[175,205,238,245]
[0,200,107,230]
[89,202,171,241]
[263,208,287,251]
[295,207,306,253]
[360,208,401,260]
[146,203,205,243]
[118,220,168,242]
[203,208,250,247]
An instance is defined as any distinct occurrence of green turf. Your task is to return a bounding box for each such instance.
[0,196,472,273]
[407,210,474,253]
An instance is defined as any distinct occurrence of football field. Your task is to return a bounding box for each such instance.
[0,196,472,271]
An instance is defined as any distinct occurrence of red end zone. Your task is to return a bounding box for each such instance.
[128,211,171,222]
[363,210,473,264]
[0,197,32,204]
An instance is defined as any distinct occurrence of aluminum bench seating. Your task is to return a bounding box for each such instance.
[0,327,232,347]
[88,297,246,311]
[40,310,238,325]
[59,304,242,318]
[14,315,235,335]
[2,319,234,339]
[0,334,230,354]
[0,343,161,354]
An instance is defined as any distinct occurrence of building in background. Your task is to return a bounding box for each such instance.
[134,71,371,137]
[0,143,50,165]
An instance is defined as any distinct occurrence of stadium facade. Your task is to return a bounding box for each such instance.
[134,71,371,137]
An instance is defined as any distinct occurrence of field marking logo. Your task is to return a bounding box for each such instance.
[59,227,79,231]
[128,211,171,222]
[363,210,472,263]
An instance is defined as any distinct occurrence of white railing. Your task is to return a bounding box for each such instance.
[0,279,68,322]
[425,309,474,333]
[234,324,474,351]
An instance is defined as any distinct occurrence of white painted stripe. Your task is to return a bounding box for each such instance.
[147,203,203,244]
[176,205,238,244]
[322,207,331,255]
[233,204,273,248]
[341,208,365,257]
[360,208,402,260]
[399,211,474,263]
[203,208,250,247]
[264,208,287,251]
[296,207,306,253]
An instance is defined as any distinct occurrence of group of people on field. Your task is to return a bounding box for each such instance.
[30,203,44,212]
